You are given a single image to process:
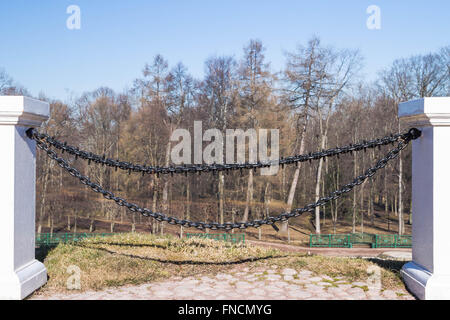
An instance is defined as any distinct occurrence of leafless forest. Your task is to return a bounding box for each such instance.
[2,37,449,242]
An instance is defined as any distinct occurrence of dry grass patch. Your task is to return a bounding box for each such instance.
[36,233,407,294]
[39,233,282,292]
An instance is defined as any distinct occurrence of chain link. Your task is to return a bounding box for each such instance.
[28,128,421,231]
[27,128,420,176]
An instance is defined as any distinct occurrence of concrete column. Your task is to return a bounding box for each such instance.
[399,97,450,300]
[0,96,49,299]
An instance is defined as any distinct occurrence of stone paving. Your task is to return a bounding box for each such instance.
[30,265,414,300]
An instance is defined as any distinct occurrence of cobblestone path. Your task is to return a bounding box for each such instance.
[30,265,414,300]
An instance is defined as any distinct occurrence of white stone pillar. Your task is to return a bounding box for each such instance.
[399,97,450,300]
[0,96,49,299]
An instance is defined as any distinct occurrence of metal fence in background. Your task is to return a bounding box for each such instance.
[309,233,412,248]
[36,232,246,247]
[35,232,115,247]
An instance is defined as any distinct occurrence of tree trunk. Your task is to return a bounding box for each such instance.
[161,129,172,236]
[360,182,365,233]
[263,182,270,239]
[152,178,158,234]
[257,207,262,240]
[243,170,253,222]
[314,157,324,234]
[74,211,78,233]
[219,173,225,224]
[186,180,191,220]
[314,131,328,234]
[398,150,404,235]
[370,180,374,227]
[287,224,291,243]
[352,151,357,234]
[231,209,236,234]
[284,113,308,232]
[110,207,115,233]
[331,133,340,234]
[394,193,398,217]
[89,218,95,233]
[283,166,300,233]
[50,215,54,235]
[360,150,366,233]
[384,169,389,231]
[47,208,51,228]
[409,199,413,225]
[131,202,137,233]
[369,150,375,227]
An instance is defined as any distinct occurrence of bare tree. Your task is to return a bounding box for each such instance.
[282,37,324,232]
[0,68,29,96]
[0,68,13,93]
[283,37,361,233]
[380,47,450,234]
[238,39,274,222]
[201,56,238,224]
[76,87,130,231]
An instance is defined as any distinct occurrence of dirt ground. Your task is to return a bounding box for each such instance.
[30,239,414,300]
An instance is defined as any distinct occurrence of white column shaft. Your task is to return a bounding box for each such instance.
[0,96,49,299]
[400,97,450,300]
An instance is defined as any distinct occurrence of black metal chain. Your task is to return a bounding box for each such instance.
[27,128,421,176]
[28,127,421,231]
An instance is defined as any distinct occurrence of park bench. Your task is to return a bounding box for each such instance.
[349,233,377,248]
[309,234,352,248]
[373,234,412,248]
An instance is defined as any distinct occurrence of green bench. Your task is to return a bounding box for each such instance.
[185,233,245,244]
[309,234,352,248]
[349,233,377,248]
[373,234,412,248]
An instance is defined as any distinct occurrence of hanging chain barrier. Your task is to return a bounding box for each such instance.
[28,128,421,176]
[27,127,421,231]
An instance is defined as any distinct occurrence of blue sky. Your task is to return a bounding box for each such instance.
[0,0,449,101]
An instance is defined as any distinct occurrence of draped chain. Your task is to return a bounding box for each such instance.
[27,127,421,231]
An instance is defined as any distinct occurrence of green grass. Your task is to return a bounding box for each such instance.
[35,233,408,293]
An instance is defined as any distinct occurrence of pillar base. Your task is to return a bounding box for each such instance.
[402,261,450,300]
[0,259,47,300]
